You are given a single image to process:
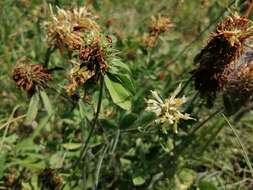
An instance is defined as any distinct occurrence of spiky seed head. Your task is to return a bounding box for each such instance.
[12,64,52,94]
[44,6,99,51]
[193,14,253,104]
[79,40,107,72]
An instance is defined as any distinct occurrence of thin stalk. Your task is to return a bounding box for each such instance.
[176,76,193,98]
[111,129,120,154]
[184,91,199,115]
[93,145,109,190]
[157,107,223,165]
[190,107,224,134]
[198,120,224,155]
[0,106,22,150]
[0,114,26,130]
[243,0,253,17]
[233,102,253,123]
[222,114,253,178]
[76,75,104,166]
[44,47,56,67]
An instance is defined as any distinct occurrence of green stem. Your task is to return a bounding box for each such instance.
[176,76,193,98]
[76,75,104,166]
[0,106,22,150]
[190,107,223,135]
[44,47,56,68]
[157,107,223,168]
[222,114,253,178]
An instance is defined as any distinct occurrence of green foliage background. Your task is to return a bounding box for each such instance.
[1,0,253,189]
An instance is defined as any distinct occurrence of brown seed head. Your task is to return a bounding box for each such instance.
[79,40,108,72]
[44,6,99,51]
[193,14,253,103]
[38,168,62,190]
[142,15,173,48]
[227,60,253,96]
[214,14,251,48]
[12,64,52,93]
[65,65,95,96]
[148,15,173,35]
[142,33,158,48]
[223,52,253,114]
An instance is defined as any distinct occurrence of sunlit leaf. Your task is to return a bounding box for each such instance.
[26,93,40,122]
[133,176,145,186]
[40,90,53,116]
[62,143,82,150]
[104,74,131,110]
[198,180,217,190]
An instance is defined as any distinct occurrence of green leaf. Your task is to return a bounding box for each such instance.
[175,168,196,190]
[134,112,157,127]
[198,180,217,190]
[10,159,45,172]
[104,74,131,110]
[99,118,117,128]
[32,115,50,139]
[26,93,40,122]
[40,90,53,116]
[15,138,37,152]
[49,152,64,168]
[114,74,135,94]
[62,143,82,150]
[78,99,94,121]
[0,154,6,178]
[110,58,131,74]
[132,176,145,186]
[78,100,86,119]
[119,113,137,128]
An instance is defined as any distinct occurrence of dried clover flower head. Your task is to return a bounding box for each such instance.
[65,61,95,95]
[193,13,253,104]
[148,15,173,35]
[142,15,173,48]
[228,62,253,91]
[146,84,194,133]
[38,168,62,190]
[142,33,158,48]
[224,50,253,110]
[215,13,251,48]
[44,6,99,51]
[79,40,108,72]
[66,40,108,95]
[12,64,52,94]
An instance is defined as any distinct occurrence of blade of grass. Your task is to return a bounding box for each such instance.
[93,145,109,190]
[0,114,26,130]
[0,106,22,150]
[222,113,253,178]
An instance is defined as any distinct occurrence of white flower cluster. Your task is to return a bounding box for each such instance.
[146,84,194,133]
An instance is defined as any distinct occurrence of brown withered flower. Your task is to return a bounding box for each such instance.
[142,15,173,48]
[65,64,95,95]
[38,168,62,190]
[44,6,99,52]
[12,64,52,94]
[193,14,253,104]
[65,39,108,95]
[148,15,173,36]
[142,33,158,48]
[79,40,107,72]
[224,50,253,113]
